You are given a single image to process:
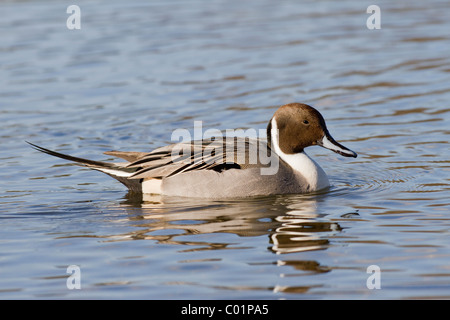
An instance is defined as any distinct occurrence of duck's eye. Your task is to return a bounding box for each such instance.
[303,120,309,125]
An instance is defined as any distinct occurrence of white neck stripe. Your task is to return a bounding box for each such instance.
[270,118,329,191]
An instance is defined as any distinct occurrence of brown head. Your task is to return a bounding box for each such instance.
[267,103,357,157]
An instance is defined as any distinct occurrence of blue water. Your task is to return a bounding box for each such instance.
[0,0,449,299]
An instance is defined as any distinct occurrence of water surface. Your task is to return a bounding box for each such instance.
[0,0,449,299]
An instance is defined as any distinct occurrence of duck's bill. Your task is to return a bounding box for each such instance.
[318,133,357,158]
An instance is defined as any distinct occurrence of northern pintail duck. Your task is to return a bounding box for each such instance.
[29,103,357,198]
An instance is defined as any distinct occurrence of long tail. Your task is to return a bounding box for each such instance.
[27,142,143,192]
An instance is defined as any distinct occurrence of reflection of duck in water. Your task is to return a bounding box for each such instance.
[115,193,352,295]
[120,192,342,255]
[270,195,342,254]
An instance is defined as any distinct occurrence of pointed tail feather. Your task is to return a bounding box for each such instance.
[27,141,140,179]
[27,141,117,169]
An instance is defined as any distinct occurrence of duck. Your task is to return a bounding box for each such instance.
[28,103,357,198]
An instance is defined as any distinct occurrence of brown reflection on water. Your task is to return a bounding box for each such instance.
[110,192,344,295]
[116,192,343,256]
